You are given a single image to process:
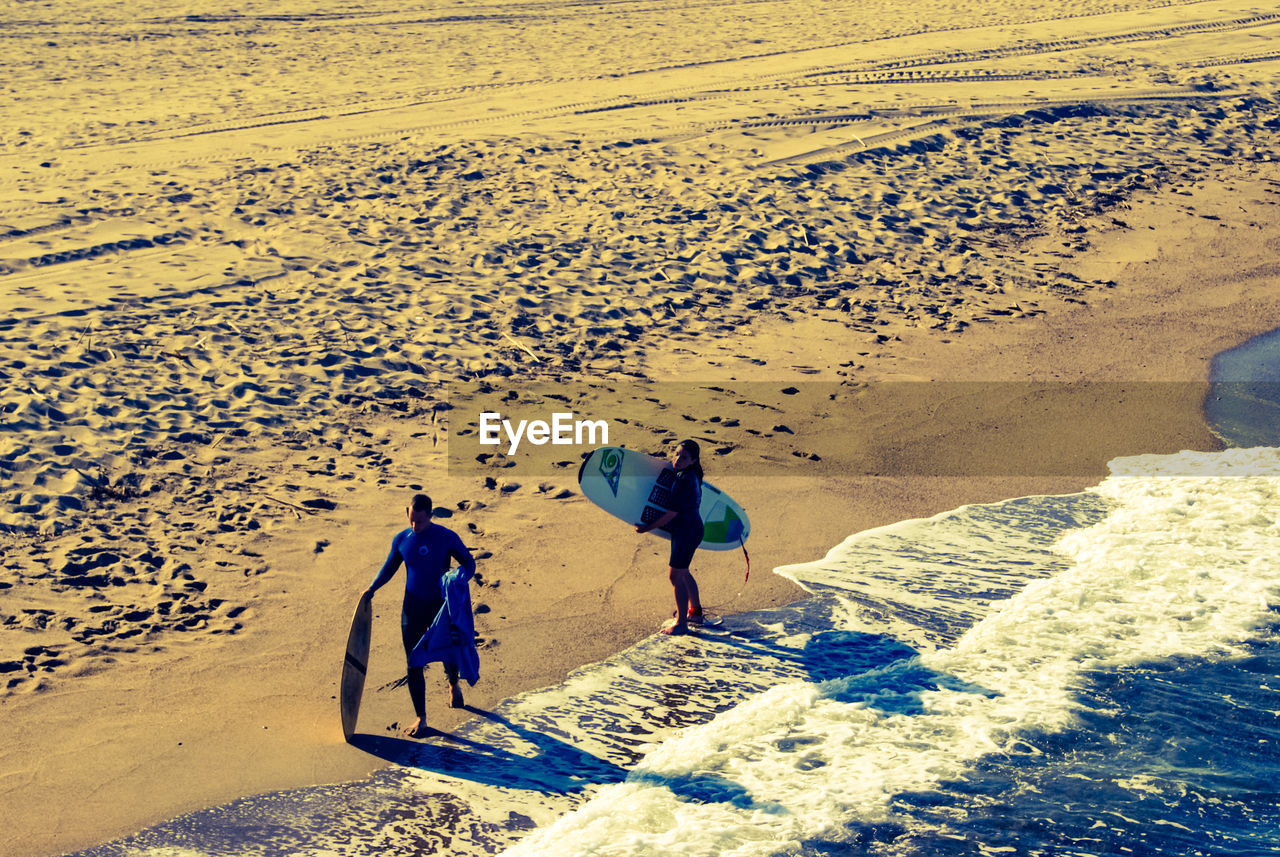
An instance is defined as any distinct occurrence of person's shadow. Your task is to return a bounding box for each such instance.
[351,706,628,795]
[703,624,998,716]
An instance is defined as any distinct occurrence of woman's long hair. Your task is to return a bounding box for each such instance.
[678,439,704,481]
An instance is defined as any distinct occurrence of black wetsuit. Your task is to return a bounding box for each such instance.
[664,468,704,568]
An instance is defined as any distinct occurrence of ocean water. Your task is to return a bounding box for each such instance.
[1206,328,1280,449]
[76,374,1280,856]
[496,448,1280,857]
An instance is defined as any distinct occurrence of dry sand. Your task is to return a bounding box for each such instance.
[2,0,1280,854]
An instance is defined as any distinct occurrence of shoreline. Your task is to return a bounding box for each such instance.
[6,158,1280,857]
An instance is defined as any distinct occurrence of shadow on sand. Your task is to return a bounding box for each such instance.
[351,706,628,795]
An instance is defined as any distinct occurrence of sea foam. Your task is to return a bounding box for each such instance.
[501,448,1280,856]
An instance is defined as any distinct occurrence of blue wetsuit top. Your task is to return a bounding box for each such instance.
[369,524,476,602]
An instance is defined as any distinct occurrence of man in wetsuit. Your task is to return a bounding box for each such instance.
[363,493,476,738]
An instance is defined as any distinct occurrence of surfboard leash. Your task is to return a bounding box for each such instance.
[739,536,750,583]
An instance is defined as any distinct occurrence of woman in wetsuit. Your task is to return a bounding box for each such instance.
[635,439,705,635]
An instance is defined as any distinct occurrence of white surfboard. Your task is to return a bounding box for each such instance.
[577,446,750,551]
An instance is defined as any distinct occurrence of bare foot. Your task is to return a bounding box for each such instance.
[661,624,690,636]
[406,717,432,739]
[449,683,464,708]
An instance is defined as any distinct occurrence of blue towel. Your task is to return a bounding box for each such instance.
[408,567,479,685]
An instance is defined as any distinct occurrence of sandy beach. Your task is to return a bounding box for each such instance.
[3,0,1280,854]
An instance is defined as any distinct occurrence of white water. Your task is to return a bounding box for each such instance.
[502,448,1280,856]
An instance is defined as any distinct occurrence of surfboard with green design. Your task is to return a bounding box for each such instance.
[578,446,751,551]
